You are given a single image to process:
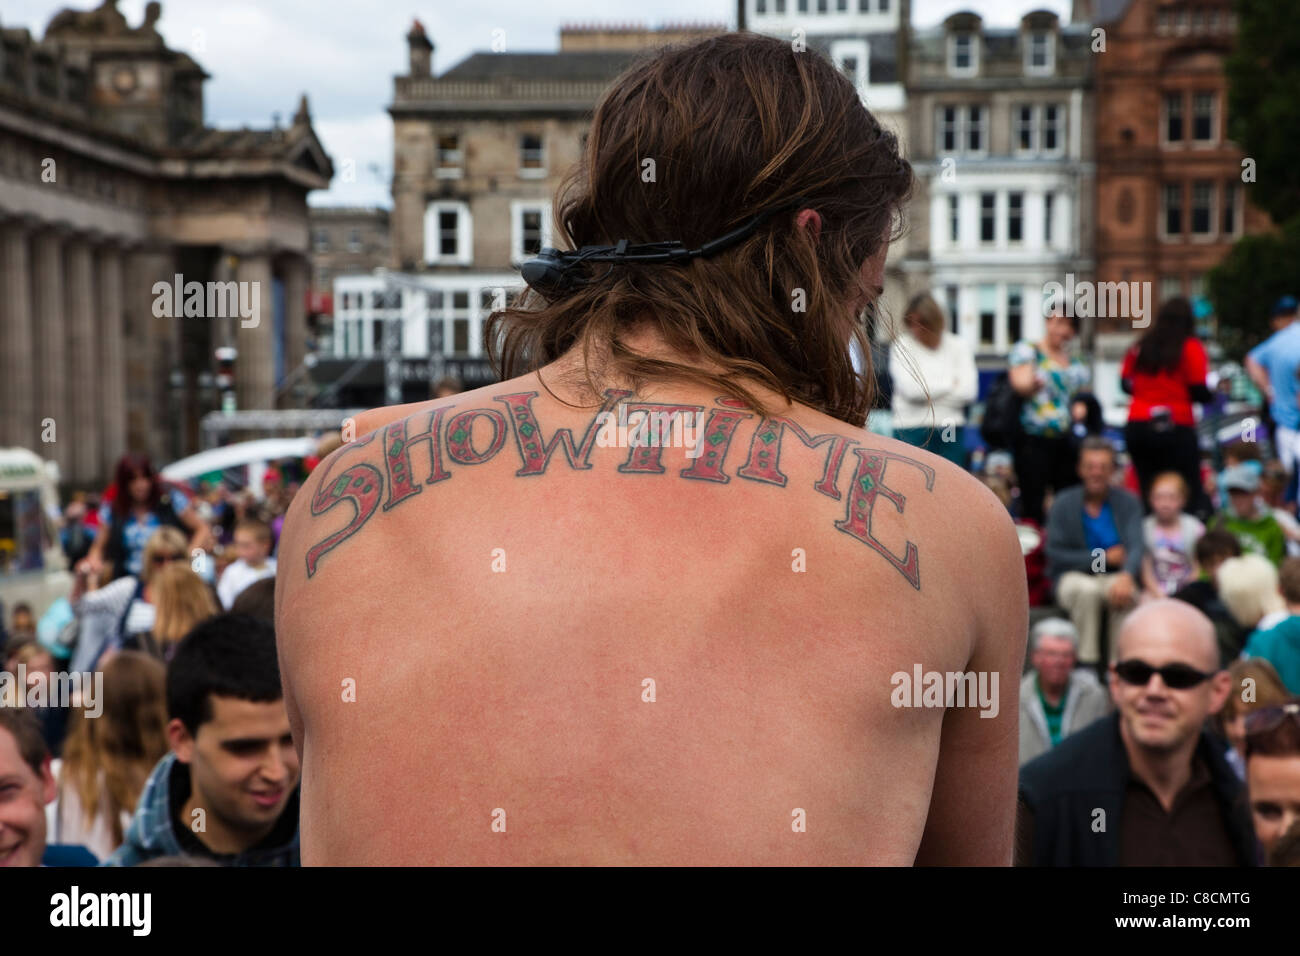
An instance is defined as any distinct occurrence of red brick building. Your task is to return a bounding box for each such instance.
[1084,0,1271,335]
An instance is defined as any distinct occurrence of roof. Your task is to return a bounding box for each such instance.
[1090,0,1133,24]
[439,51,641,82]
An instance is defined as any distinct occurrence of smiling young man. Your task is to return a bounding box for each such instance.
[1017,599,1257,866]
[276,33,1027,865]
[106,614,300,866]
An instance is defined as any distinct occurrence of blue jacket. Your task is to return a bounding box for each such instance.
[103,752,299,867]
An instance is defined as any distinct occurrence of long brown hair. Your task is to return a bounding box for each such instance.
[486,32,913,425]
[59,652,168,848]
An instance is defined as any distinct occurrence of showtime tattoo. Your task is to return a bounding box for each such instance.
[304,391,936,589]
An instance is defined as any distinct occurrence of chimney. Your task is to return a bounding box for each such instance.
[407,20,433,78]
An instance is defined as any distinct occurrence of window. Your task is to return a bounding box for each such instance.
[424,201,472,265]
[372,319,385,354]
[1223,181,1239,236]
[1007,286,1023,344]
[1165,93,1183,143]
[936,105,986,156]
[1160,275,1183,302]
[1191,181,1213,236]
[831,40,868,91]
[756,0,766,11]
[1008,192,1024,242]
[437,134,462,177]
[948,194,959,243]
[347,229,362,253]
[966,105,985,153]
[313,228,329,252]
[1044,192,1055,243]
[879,0,890,10]
[511,202,552,264]
[1024,30,1053,75]
[938,106,958,152]
[1042,105,1062,153]
[817,0,827,12]
[520,134,545,176]
[437,212,457,255]
[980,193,996,243]
[837,0,847,11]
[1189,274,1205,300]
[978,284,997,347]
[944,285,959,333]
[949,32,977,76]
[452,319,469,355]
[1015,105,1035,152]
[1193,92,1215,142]
[1163,183,1183,238]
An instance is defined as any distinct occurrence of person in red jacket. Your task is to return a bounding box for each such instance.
[1121,298,1214,519]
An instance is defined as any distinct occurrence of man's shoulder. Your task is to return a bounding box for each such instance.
[1020,712,1120,800]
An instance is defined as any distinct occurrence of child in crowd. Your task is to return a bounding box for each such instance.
[1213,464,1287,565]
[1141,472,1205,598]
[216,518,276,610]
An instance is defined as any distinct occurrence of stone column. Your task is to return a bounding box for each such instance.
[0,218,36,450]
[65,235,100,486]
[98,241,128,473]
[282,254,308,408]
[235,251,274,412]
[30,227,71,480]
[124,245,175,464]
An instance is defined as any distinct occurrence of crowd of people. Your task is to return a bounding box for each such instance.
[0,439,323,867]
[887,290,1300,865]
[3,286,1300,866]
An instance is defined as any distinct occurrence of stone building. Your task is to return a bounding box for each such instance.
[327,20,723,407]
[0,0,332,486]
[1082,0,1270,336]
[903,9,1095,368]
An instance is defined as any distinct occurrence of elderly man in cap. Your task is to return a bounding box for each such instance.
[1020,617,1112,765]
[1213,464,1287,566]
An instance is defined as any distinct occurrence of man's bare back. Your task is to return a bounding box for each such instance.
[275,371,1027,865]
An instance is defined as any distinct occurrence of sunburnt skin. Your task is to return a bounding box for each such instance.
[275,371,1026,866]
[303,390,934,590]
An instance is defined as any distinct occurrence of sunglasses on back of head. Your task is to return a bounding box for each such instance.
[1114,659,1215,690]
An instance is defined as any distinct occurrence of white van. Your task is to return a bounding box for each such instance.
[0,448,71,622]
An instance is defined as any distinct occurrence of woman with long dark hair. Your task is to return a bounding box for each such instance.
[77,453,210,583]
[1121,297,1213,517]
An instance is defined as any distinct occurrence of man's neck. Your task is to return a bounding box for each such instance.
[1036,673,1067,706]
[1084,489,1108,508]
[1120,721,1200,812]
[182,788,276,856]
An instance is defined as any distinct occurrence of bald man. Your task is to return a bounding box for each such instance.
[1016,599,1258,866]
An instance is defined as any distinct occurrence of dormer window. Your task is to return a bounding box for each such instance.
[948,32,977,77]
[1024,30,1054,76]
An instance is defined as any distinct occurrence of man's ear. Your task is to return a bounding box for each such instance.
[167,716,196,764]
[795,208,821,241]
[40,755,57,805]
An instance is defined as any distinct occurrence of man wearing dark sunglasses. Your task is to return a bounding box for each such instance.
[1017,599,1258,866]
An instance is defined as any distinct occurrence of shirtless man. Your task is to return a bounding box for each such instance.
[276,33,1027,865]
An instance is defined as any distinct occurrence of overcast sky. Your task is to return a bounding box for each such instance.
[7,0,1073,206]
